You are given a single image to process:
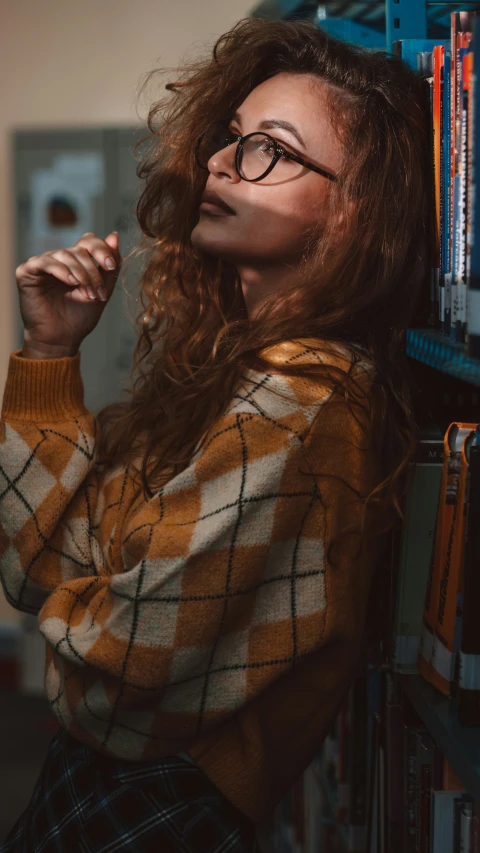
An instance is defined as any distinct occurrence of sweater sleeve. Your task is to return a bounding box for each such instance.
[0,349,379,744]
[0,350,104,615]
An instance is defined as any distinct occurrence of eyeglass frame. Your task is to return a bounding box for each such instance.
[195,123,339,183]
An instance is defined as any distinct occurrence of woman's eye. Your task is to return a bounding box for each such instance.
[262,141,276,154]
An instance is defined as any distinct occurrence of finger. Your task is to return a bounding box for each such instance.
[75,232,121,273]
[104,231,120,253]
[21,256,85,290]
[49,248,102,299]
[59,245,119,298]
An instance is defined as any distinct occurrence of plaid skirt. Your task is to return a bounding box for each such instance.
[1,726,259,853]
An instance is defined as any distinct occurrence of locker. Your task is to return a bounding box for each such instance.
[13,126,147,415]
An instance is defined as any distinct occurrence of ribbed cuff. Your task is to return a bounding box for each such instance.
[1,349,87,423]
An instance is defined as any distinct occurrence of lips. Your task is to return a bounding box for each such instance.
[200,190,235,214]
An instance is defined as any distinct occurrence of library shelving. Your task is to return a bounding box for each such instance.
[399,674,480,809]
[248,1,480,852]
[406,328,480,387]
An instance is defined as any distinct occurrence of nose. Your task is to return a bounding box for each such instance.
[207,142,241,182]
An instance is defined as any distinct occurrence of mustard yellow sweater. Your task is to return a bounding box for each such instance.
[0,338,382,825]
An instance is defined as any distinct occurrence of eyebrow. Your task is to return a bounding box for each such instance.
[231,112,306,149]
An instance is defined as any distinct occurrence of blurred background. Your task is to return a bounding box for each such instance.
[0,0,464,848]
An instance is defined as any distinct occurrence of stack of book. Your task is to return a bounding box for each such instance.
[392,13,480,357]
[268,663,480,852]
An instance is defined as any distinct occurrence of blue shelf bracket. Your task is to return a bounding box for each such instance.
[385,0,427,55]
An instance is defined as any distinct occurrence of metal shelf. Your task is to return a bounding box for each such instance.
[405,328,480,387]
[399,674,480,808]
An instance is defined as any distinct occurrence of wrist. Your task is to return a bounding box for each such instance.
[22,338,79,360]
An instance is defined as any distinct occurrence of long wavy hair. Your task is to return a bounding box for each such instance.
[96,18,434,617]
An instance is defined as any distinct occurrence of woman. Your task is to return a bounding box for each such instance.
[0,16,432,853]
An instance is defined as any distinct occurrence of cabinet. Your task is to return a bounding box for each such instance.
[13,126,146,415]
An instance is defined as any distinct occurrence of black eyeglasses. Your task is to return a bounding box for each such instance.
[195,121,338,183]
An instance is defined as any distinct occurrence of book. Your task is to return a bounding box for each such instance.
[431,789,469,852]
[458,428,480,724]
[392,39,449,73]
[434,44,446,332]
[392,437,444,673]
[468,14,480,356]
[397,15,480,347]
[417,423,477,686]
[451,12,476,344]
[430,427,476,697]
[385,672,404,853]
[416,732,435,853]
[443,46,453,337]
[456,797,474,852]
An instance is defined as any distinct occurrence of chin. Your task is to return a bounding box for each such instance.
[190,224,238,262]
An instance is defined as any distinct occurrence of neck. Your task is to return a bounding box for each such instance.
[237,262,299,321]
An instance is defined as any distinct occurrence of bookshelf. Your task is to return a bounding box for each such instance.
[313,763,349,851]
[248,2,480,852]
[400,674,480,809]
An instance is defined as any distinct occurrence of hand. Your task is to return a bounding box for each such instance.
[15,232,122,358]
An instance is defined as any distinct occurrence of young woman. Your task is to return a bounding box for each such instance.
[0,16,432,853]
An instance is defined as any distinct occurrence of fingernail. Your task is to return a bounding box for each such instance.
[105,257,115,269]
[86,286,96,300]
[97,286,108,301]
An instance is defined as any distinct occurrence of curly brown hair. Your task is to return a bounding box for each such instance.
[95,17,434,573]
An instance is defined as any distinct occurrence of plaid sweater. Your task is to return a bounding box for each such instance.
[0,338,382,825]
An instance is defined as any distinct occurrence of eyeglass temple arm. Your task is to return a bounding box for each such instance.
[284,150,338,182]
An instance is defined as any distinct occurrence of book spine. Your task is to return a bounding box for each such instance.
[444,48,452,337]
[471,804,480,853]
[458,442,480,725]
[434,45,444,332]
[468,16,480,357]
[431,790,467,853]
[386,675,404,853]
[392,439,443,674]
[418,429,452,681]
[461,802,474,853]
[465,50,474,348]
[416,733,434,853]
[454,796,472,852]
[460,49,471,344]
[455,31,466,343]
[452,14,459,340]
[419,424,475,689]
[430,428,475,696]
[429,72,440,327]
[404,720,424,853]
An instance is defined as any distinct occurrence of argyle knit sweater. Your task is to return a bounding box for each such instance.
[0,337,383,825]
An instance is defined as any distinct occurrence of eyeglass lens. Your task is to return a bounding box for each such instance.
[197,122,304,181]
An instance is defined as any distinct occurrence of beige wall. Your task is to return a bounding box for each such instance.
[0,0,254,626]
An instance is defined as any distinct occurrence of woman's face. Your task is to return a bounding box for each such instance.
[190,71,344,268]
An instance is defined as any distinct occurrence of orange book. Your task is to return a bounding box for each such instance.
[430,428,476,696]
[433,45,444,323]
[442,757,466,791]
[417,423,476,684]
